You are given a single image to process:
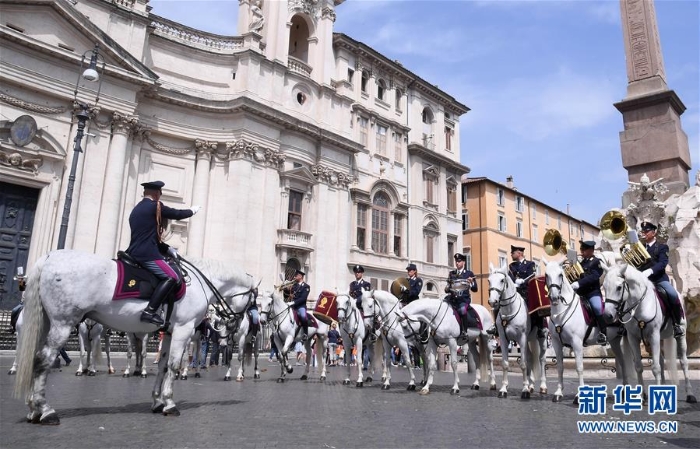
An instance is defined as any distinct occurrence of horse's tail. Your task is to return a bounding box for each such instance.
[528,338,542,382]
[94,327,104,368]
[244,340,253,366]
[14,255,49,399]
[664,337,679,386]
[478,336,489,383]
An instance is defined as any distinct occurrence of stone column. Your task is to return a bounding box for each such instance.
[95,112,136,257]
[616,0,691,201]
[187,139,216,257]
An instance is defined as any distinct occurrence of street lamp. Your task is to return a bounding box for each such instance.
[56,44,105,250]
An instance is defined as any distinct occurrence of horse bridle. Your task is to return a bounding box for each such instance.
[488,272,522,323]
[545,272,580,332]
[366,296,401,331]
[336,295,361,335]
[605,278,655,328]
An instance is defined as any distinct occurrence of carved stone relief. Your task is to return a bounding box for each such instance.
[225,139,285,167]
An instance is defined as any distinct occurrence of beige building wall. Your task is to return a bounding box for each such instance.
[461,177,599,308]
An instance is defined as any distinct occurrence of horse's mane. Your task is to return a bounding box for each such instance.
[185,256,255,288]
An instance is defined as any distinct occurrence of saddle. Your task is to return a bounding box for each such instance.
[451,305,482,330]
[113,251,186,301]
[292,310,319,329]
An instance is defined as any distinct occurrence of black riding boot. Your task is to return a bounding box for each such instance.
[140,278,177,327]
[671,304,685,338]
[595,315,607,346]
[487,306,499,336]
[459,315,468,339]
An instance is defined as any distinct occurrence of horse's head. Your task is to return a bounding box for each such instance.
[361,289,377,318]
[544,258,568,306]
[602,262,630,323]
[258,289,282,325]
[487,263,510,308]
[335,293,352,324]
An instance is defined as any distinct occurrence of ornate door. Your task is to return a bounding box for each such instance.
[0,181,38,310]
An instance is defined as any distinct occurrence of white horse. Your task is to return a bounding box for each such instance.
[14,250,259,423]
[398,298,494,395]
[220,309,262,382]
[258,287,329,383]
[122,332,149,378]
[487,263,547,399]
[8,307,23,375]
[603,263,696,403]
[335,293,383,387]
[543,258,633,403]
[75,319,114,376]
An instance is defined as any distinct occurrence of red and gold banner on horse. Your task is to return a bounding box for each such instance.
[313,291,339,325]
[527,276,551,317]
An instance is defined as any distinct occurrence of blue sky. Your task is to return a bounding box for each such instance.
[149,0,699,225]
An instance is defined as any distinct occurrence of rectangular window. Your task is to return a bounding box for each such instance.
[447,187,457,212]
[462,212,469,231]
[347,68,354,84]
[532,258,541,275]
[445,126,452,151]
[532,203,537,220]
[393,214,402,257]
[426,235,434,264]
[516,219,523,238]
[424,175,435,204]
[498,251,507,268]
[497,188,505,206]
[359,116,368,147]
[461,183,468,203]
[356,203,367,249]
[569,220,574,236]
[580,225,585,241]
[465,252,472,271]
[287,190,303,230]
[395,90,402,111]
[393,132,403,162]
[516,195,524,212]
[380,279,389,291]
[532,223,538,242]
[498,214,507,232]
[376,125,387,156]
[371,208,388,254]
[447,241,455,267]
[545,209,550,226]
[558,215,562,230]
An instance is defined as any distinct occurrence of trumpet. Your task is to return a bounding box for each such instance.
[543,229,583,283]
[599,210,650,269]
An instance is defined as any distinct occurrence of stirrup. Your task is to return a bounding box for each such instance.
[673,324,685,338]
[486,325,498,336]
[596,333,607,346]
[140,309,164,326]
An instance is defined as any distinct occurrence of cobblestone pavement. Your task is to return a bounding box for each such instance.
[1,353,699,449]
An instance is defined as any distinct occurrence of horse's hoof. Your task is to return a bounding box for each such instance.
[573,396,579,405]
[8,370,16,375]
[88,371,96,377]
[553,395,563,403]
[286,367,293,374]
[140,374,148,379]
[381,377,386,383]
[365,376,373,383]
[521,391,531,400]
[540,387,547,395]
[163,406,180,416]
[450,388,459,395]
[356,381,363,388]
[319,375,326,381]
[254,373,261,379]
[528,386,534,394]
[180,375,188,381]
[108,368,115,374]
[236,377,244,382]
[498,391,507,398]
[382,385,390,390]
[194,373,201,378]
[152,403,165,414]
[407,384,416,391]
[122,373,130,378]
[224,376,231,381]
[277,378,284,383]
[687,395,698,404]
[471,385,480,390]
[490,384,497,391]
[300,374,308,381]
[420,380,427,386]
[75,371,82,377]
[39,412,60,425]
[418,389,430,395]
[343,380,350,385]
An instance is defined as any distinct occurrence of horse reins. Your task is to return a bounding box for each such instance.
[489,272,522,326]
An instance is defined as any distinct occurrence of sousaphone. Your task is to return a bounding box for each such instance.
[390,277,409,299]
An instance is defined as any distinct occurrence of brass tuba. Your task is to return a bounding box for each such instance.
[390,277,409,299]
[543,228,583,283]
[599,210,651,269]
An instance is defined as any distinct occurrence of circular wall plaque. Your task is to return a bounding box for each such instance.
[10,115,38,147]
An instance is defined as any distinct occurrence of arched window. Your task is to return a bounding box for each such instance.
[361,70,370,93]
[371,192,390,254]
[284,258,301,281]
[422,107,434,125]
[377,79,387,101]
[395,88,403,111]
[424,221,439,264]
[288,15,310,63]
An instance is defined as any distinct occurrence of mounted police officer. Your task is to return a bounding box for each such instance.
[349,265,372,312]
[126,181,201,327]
[446,253,478,339]
[570,240,607,345]
[487,245,544,337]
[290,269,311,340]
[400,263,423,306]
[638,222,684,338]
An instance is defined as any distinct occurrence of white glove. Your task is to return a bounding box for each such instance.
[642,269,653,278]
[400,285,407,292]
[191,205,201,215]
[167,246,179,260]
[515,278,525,286]
[570,281,580,291]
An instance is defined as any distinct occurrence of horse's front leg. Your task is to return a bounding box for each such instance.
[151,333,171,413]
[608,333,628,386]
[236,334,246,382]
[276,333,293,382]
[517,332,530,399]
[418,341,437,395]
[104,333,115,375]
[497,329,510,398]
[76,327,87,376]
[550,332,566,403]
[627,331,645,387]
[649,331,662,385]
[571,338,585,404]
[159,326,194,416]
[87,333,100,376]
[675,332,697,403]
[253,342,261,380]
[317,336,328,381]
[537,331,548,394]
[447,338,460,395]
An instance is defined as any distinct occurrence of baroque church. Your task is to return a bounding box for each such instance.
[0,0,470,308]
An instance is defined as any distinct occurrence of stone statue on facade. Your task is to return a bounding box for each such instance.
[249,0,265,33]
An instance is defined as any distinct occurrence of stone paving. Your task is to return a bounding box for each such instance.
[1,352,699,449]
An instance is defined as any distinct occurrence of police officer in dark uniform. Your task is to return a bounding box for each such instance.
[290,269,311,340]
[446,253,478,339]
[638,222,684,338]
[349,265,372,311]
[400,263,423,306]
[126,181,201,326]
[570,240,607,345]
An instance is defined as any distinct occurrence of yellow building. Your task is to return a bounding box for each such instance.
[461,176,600,307]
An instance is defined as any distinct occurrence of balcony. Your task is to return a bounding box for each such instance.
[276,229,314,253]
[288,56,312,78]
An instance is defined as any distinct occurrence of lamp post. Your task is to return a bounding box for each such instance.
[56,44,104,250]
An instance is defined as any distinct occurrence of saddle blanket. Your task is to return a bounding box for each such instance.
[293,309,320,328]
[453,306,482,331]
[113,260,186,301]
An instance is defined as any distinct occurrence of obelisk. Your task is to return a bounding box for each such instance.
[615,0,692,203]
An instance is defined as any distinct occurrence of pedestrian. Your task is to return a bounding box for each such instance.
[327,322,340,366]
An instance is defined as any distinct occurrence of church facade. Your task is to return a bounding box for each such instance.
[0,0,469,308]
